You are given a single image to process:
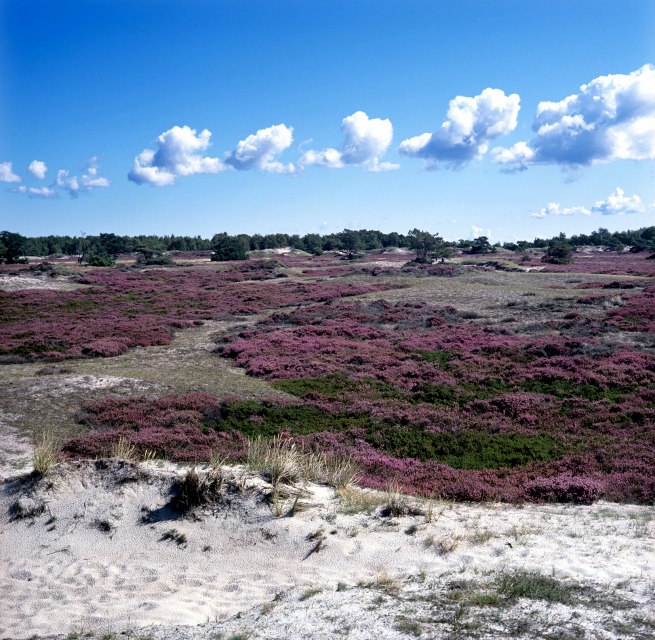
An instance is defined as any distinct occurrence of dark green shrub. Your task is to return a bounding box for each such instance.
[87,254,115,267]
[366,427,564,469]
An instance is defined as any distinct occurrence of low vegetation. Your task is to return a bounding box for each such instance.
[2,242,653,505]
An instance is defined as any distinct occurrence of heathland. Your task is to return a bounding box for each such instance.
[0,243,653,639]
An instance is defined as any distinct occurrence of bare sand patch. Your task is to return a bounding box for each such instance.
[0,275,85,292]
[1,461,652,639]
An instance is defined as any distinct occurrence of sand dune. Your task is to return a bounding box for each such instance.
[1,460,653,639]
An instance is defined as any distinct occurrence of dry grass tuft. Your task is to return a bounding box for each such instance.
[110,437,138,461]
[247,436,300,486]
[173,467,225,512]
[302,450,359,488]
[247,436,359,489]
[32,429,59,476]
[336,486,388,514]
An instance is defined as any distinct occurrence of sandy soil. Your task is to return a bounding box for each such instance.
[1,461,653,640]
[0,274,85,291]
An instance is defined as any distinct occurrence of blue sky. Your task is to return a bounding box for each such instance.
[1,0,654,241]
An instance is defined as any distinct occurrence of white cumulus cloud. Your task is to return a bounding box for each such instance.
[56,157,110,198]
[128,125,225,186]
[225,124,295,173]
[17,185,57,199]
[300,111,398,172]
[531,187,647,218]
[470,225,493,239]
[28,160,48,179]
[494,65,655,171]
[399,88,520,169]
[592,187,645,215]
[0,161,21,183]
[531,203,591,218]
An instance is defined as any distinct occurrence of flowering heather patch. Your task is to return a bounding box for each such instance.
[0,266,398,361]
[603,285,655,333]
[541,252,655,277]
[63,393,247,462]
[62,290,655,504]
[216,298,655,503]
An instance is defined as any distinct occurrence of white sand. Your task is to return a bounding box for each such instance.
[1,461,653,639]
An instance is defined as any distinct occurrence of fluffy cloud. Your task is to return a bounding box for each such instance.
[494,65,655,171]
[128,125,225,186]
[531,203,591,218]
[399,88,520,169]
[0,161,21,183]
[56,158,110,198]
[28,160,48,179]
[225,124,294,173]
[531,187,646,218]
[17,185,57,199]
[11,158,109,199]
[592,187,645,216]
[470,225,493,239]
[300,111,398,172]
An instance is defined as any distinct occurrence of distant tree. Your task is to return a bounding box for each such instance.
[211,234,248,261]
[301,233,324,255]
[543,238,574,264]
[469,236,493,254]
[408,229,452,263]
[340,229,361,258]
[381,231,404,248]
[0,231,26,264]
[96,233,129,258]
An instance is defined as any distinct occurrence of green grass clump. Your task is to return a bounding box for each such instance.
[495,570,578,604]
[273,374,403,401]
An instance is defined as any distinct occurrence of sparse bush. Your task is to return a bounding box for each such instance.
[10,496,46,520]
[543,239,574,265]
[382,484,409,517]
[87,253,115,267]
[299,587,322,601]
[160,528,188,545]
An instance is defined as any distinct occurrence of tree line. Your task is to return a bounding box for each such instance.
[1,226,654,264]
